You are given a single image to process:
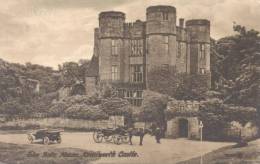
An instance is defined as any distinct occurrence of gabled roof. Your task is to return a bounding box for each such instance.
[86,55,99,77]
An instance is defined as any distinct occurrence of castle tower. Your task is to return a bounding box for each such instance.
[98,11,125,82]
[146,5,177,72]
[186,19,210,75]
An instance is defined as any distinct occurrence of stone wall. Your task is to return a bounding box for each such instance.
[0,116,125,130]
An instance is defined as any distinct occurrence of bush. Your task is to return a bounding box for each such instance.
[48,101,68,117]
[198,98,258,140]
[100,98,132,116]
[65,104,108,120]
[133,91,168,128]
[0,100,33,118]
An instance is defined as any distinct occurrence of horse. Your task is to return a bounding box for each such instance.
[127,127,152,146]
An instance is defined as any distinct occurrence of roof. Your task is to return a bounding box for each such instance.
[86,55,99,77]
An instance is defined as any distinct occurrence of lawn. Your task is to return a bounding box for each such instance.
[178,139,260,164]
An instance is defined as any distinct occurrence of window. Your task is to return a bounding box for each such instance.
[146,37,149,54]
[162,64,169,72]
[111,65,119,81]
[177,42,181,57]
[125,90,143,106]
[163,36,169,54]
[200,44,206,60]
[130,65,143,83]
[112,40,119,56]
[162,12,168,20]
[200,68,206,74]
[131,39,143,56]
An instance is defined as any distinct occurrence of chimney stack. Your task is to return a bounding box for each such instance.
[179,18,184,28]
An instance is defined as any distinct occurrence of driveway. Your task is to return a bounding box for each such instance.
[0,131,234,164]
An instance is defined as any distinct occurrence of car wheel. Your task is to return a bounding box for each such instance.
[93,130,103,143]
[57,136,62,144]
[43,136,50,145]
[27,134,34,144]
[113,135,122,145]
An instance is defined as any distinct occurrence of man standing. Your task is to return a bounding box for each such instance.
[154,126,161,144]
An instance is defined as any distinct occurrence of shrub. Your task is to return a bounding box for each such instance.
[198,98,258,140]
[48,101,68,117]
[100,98,132,116]
[133,91,168,128]
[65,104,108,120]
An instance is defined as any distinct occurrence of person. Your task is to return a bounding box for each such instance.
[154,126,161,144]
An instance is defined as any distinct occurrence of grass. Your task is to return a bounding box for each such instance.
[0,142,99,164]
[178,139,260,164]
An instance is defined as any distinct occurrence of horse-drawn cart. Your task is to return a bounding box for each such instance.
[93,127,129,145]
[27,129,63,145]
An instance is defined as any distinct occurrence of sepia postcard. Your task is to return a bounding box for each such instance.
[0,0,259,164]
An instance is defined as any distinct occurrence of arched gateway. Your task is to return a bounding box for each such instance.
[165,100,200,140]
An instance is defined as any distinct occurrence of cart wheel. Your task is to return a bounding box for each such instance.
[93,131,103,143]
[113,135,122,145]
[121,135,129,144]
[104,135,113,142]
[57,136,62,144]
[43,136,50,145]
[27,134,34,144]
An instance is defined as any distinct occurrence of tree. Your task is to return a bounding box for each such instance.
[214,24,260,111]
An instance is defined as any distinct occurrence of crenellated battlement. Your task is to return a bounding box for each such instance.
[146,5,176,13]
[99,11,125,20]
[186,19,210,26]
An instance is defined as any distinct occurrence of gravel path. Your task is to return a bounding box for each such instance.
[0,131,234,164]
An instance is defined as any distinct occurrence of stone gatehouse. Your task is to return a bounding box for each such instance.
[165,100,200,139]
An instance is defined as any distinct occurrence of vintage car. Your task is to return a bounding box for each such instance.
[27,129,63,145]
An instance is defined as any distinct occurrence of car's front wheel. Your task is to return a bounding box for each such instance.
[43,136,50,145]
[57,136,62,144]
[27,134,34,144]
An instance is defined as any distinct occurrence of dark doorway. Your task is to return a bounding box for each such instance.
[71,84,86,96]
[179,118,188,138]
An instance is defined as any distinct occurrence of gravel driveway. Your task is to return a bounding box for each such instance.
[0,131,234,164]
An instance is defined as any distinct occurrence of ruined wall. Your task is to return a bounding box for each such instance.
[85,77,98,96]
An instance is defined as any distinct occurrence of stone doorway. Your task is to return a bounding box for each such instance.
[179,118,188,138]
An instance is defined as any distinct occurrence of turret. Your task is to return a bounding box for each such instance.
[98,11,125,82]
[99,11,125,38]
[186,19,210,75]
[146,5,176,35]
[145,5,177,72]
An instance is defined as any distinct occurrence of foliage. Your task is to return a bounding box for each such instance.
[198,98,258,140]
[147,67,210,100]
[58,60,90,87]
[31,92,58,113]
[0,99,33,117]
[100,98,132,116]
[212,24,260,112]
[133,91,168,127]
[48,101,68,117]
[65,104,108,120]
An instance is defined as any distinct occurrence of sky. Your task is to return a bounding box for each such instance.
[0,0,260,69]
